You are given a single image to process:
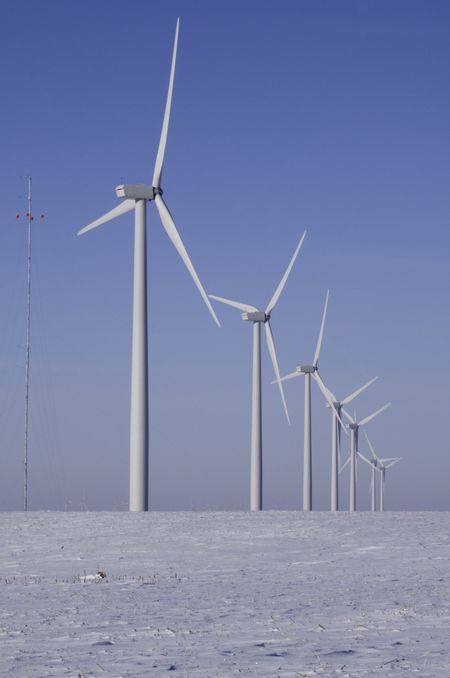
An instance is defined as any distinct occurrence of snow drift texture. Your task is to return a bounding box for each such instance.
[1,511,449,676]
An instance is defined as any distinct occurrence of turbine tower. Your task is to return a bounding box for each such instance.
[363,431,401,511]
[324,377,378,511]
[274,291,344,511]
[78,20,220,512]
[209,232,306,511]
[342,403,391,512]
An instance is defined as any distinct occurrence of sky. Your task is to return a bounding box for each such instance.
[0,0,449,511]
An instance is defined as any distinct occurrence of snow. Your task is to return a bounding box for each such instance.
[1,511,450,676]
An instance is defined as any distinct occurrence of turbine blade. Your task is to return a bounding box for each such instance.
[271,370,301,384]
[152,19,180,189]
[357,451,372,467]
[313,290,329,367]
[363,430,380,462]
[314,372,346,428]
[385,458,401,468]
[339,455,351,474]
[154,194,220,327]
[325,384,338,403]
[341,376,379,406]
[77,200,135,236]
[359,402,391,427]
[265,231,306,314]
[341,407,355,424]
[208,295,258,313]
[265,320,290,424]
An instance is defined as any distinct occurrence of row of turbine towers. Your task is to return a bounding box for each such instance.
[78,19,400,512]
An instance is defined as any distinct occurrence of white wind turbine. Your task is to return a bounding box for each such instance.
[274,290,345,511]
[324,376,378,511]
[341,403,391,512]
[209,232,306,511]
[78,20,220,512]
[356,450,379,511]
[363,431,401,511]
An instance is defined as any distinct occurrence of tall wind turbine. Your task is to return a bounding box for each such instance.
[363,431,401,511]
[324,377,378,511]
[78,20,220,512]
[209,232,306,511]
[274,291,344,511]
[342,403,391,512]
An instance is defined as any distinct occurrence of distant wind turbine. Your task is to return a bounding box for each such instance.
[78,20,220,512]
[357,450,379,511]
[324,377,378,511]
[274,291,344,511]
[342,403,391,512]
[363,431,401,511]
[209,232,306,511]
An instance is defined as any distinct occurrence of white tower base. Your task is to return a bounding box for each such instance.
[129,200,149,511]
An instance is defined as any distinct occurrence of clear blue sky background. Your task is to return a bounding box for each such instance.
[0,0,449,510]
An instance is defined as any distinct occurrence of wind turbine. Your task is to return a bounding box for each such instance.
[209,232,306,511]
[324,376,378,511]
[356,450,378,511]
[274,290,344,511]
[342,403,391,512]
[78,20,220,512]
[363,431,401,511]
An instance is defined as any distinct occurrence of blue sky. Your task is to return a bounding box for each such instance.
[0,0,449,510]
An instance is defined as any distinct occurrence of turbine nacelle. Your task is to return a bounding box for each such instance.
[241,311,269,322]
[349,422,358,430]
[115,184,159,201]
[297,364,316,374]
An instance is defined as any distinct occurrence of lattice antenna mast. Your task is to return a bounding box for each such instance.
[17,176,44,511]
[23,175,32,511]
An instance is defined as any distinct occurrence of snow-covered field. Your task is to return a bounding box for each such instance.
[1,512,449,677]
